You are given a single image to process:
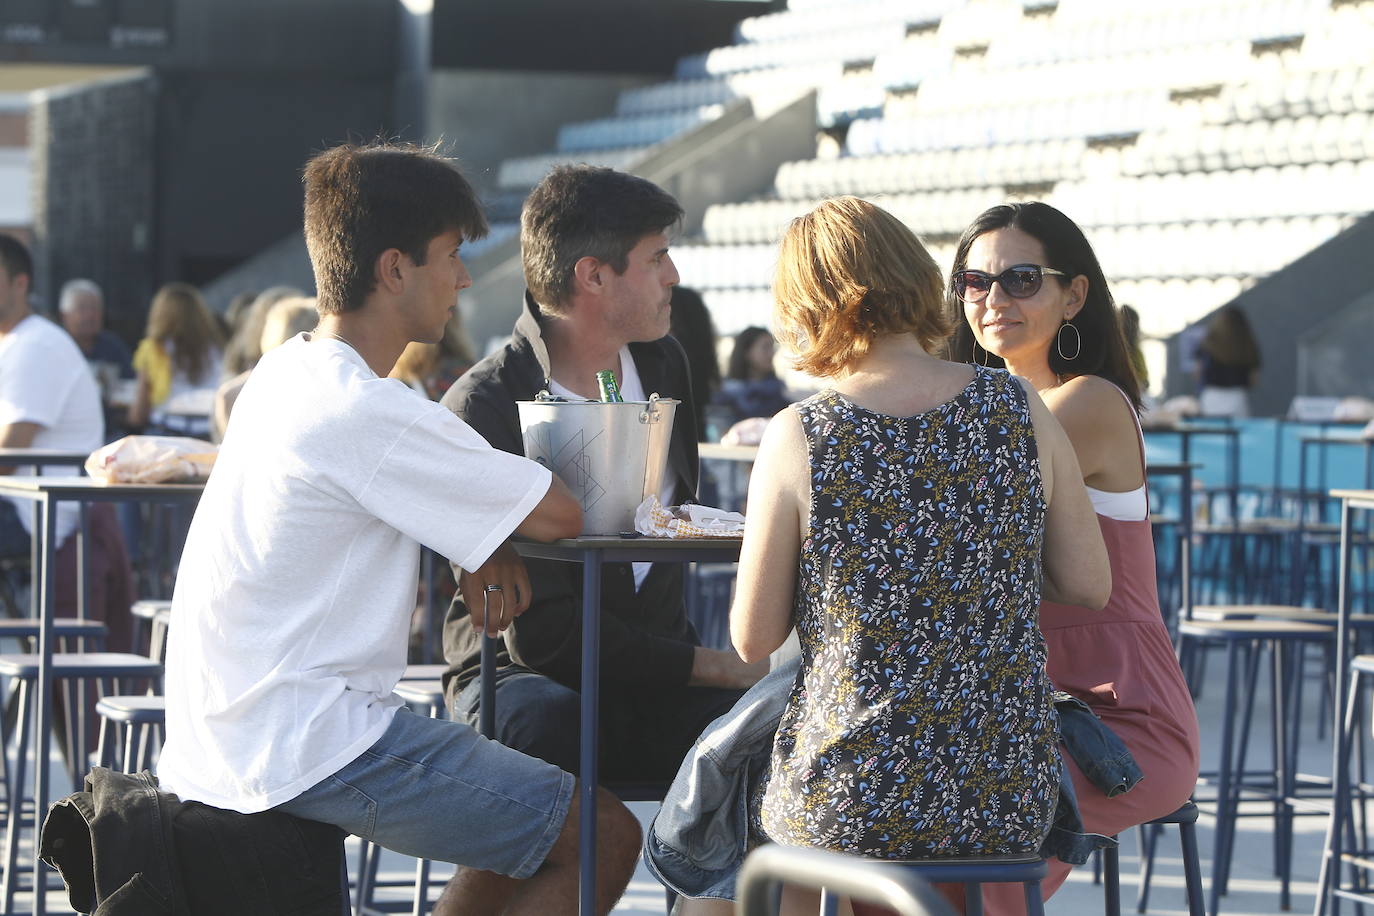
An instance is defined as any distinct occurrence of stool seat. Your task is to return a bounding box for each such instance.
[0,618,107,638]
[1351,655,1374,676]
[130,599,172,620]
[1178,618,1333,640]
[394,679,445,708]
[1149,800,1199,825]
[401,664,447,680]
[95,695,166,724]
[0,652,162,679]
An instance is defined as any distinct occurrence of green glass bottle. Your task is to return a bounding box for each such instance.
[596,369,624,403]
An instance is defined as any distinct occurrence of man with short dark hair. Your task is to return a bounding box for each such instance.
[440,165,767,904]
[0,237,104,553]
[158,143,641,916]
[0,238,135,647]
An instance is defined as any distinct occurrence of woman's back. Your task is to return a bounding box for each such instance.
[760,365,1060,859]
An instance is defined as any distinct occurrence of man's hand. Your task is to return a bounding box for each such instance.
[459,542,533,637]
[688,646,769,690]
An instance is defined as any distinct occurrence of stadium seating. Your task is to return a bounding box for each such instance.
[478,0,1374,380]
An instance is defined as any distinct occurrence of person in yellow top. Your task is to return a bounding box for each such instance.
[129,283,224,435]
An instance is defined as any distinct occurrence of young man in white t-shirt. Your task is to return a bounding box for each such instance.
[157,143,642,915]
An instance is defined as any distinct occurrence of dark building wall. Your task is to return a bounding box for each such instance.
[433,0,777,74]
[29,70,157,344]
[5,0,403,296]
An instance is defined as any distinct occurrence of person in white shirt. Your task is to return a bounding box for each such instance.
[157,142,642,915]
[0,239,135,653]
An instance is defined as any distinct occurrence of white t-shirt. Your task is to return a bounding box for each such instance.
[157,334,551,812]
[548,346,673,591]
[0,314,103,544]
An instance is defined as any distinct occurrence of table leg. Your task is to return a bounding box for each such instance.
[33,497,56,916]
[580,549,601,916]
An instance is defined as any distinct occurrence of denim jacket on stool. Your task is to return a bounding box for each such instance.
[645,659,1134,900]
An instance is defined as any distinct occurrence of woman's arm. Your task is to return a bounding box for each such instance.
[127,373,151,429]
[730,407,808,663]
[1024,382,1112,609]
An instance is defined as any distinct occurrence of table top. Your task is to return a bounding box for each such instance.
[1146,462,1199,474]
[1141,422,1240,437]
[0,448,91,465]
[1331,489,1374,505]
[514,534,742,562]
[1302,434,1373,445]
[0,474,205,497]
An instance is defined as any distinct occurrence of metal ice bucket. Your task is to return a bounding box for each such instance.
[517,395,678,535]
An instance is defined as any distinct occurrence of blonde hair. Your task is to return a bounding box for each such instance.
[259,296,319,354]
[145,282,224,382]
[773,197,950,378]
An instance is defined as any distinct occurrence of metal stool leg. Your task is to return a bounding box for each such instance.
[1104,841,1121,916]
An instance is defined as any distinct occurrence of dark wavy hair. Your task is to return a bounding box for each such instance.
[946,201,1141,413]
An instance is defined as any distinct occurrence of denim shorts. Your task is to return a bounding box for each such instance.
[274,707,575,879]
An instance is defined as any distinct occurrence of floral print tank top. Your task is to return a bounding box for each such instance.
[759,366,1060,858]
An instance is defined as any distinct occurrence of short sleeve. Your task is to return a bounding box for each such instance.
[356,404,552,572]
[0,330,68,428]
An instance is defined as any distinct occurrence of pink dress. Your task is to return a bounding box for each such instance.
[984,419,1201,914]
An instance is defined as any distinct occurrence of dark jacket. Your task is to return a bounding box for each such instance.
[644,674,1127,900]
[40,767,344,915]
[439,292,702,702]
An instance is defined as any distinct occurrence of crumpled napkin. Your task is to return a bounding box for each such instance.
[634,495,745,538]
[85,435,217,484]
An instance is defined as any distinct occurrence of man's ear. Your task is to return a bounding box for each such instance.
[571,256,605,297]
[375,248,407,294]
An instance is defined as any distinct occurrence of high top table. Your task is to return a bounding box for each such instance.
[0,450,96,619]
[0,475,203,916]
[511,535,743,915]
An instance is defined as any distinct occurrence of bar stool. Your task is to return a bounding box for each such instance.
[94,694,166,773]
[130,598,172,662]
[354,679,448,916]
[1317,653,1374,914]
[0,652,162,912]
[1177,617,1333,914]
[827,855,1048,916]
[1101,801,1205,916]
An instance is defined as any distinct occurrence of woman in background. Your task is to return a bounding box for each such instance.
[714,326,790,426]
[669,285,722,442]
[128,282,224,436]
[949,201,1200,914]
[680,197,1109,914]
[1195,305,1261,418]
[389,311,477,402]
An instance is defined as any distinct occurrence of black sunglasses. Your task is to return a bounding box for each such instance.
[955,264,1068,303]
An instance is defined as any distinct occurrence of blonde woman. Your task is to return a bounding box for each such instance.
[129,283,224,434]
[657,197,1109,915]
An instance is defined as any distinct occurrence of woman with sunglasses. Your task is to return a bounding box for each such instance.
[949,202,1200,914]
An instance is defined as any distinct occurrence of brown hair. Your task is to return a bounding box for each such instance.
[303,141,486,315]
[1198,305,1261,371]
[145,282,224,382]
[521,165,683,315]
[946,201,1142,412]
[773,196,950,378]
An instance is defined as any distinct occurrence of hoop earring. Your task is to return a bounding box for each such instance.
[1056,321,1081,361]
[974,341,990,368]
